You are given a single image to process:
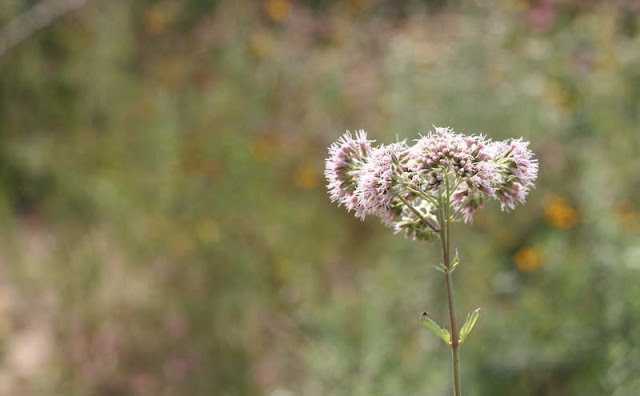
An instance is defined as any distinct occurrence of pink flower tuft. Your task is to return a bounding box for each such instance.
[324,130,374,215]
[487,139,539,211]
[355,141,408,221]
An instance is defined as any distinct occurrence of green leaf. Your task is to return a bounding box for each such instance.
[432,263,447,273]
[459,308,483,344]
[450,249,460,272]
[420,312,451,345]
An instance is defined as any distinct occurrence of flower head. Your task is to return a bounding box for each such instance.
[324,130,373,215]
[325,127,537,240]
[407,127,500,222]
[451,183,486,224]
[487,138,539,210]
[409,127,493,194]
[355,141,408,221]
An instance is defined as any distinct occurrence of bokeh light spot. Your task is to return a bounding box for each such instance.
[265,0,291,22]
[544,195,578,229]
[294,165,320,190]
[514,246,542,272]
[144,7,169,35]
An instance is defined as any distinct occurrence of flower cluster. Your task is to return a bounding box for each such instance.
[324,130,373,218]
[325,127,538,241]
[355,141,408,223]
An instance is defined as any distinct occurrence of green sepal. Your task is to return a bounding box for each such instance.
[459,308,483,344]
[420,312,451,345]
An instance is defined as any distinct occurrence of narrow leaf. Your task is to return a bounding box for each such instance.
[420,312,451,345]
[450,249,460,272]
[432,263,447,273]
[459,308,483,344]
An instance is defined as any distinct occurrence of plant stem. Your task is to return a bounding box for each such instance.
[397,195,441,233]
[440,176,461,396]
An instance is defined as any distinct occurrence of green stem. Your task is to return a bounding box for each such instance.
[405,185,439,206]
[440,176,461,396]
[396,195,441,233]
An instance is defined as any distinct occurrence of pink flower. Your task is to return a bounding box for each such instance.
[324,130,373,216]
[408,127,499,222]
[325,127,538,239]
[487,139,539,211]
[355,141,408,221]
[451,183,486,224]
[409,127,493,194]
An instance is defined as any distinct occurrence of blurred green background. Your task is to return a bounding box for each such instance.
[0,0,639,395]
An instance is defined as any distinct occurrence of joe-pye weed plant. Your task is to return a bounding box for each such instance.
[325,127,538,395]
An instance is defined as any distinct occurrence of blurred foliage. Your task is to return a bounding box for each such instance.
[0,0,639,395]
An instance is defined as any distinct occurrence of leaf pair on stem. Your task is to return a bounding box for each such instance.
[420,308,483,346]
